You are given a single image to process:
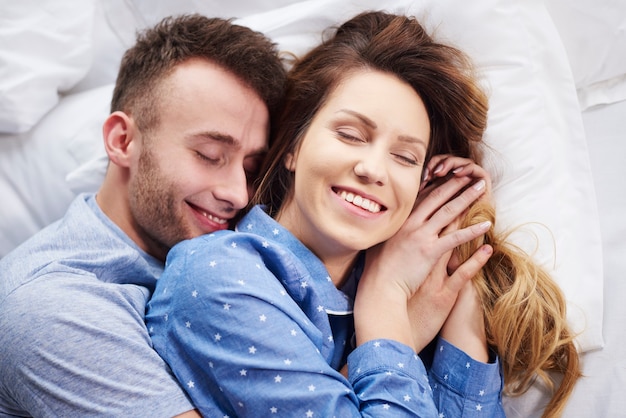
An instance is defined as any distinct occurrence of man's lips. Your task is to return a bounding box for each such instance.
[188,202,228,225]
[333,188,385,213]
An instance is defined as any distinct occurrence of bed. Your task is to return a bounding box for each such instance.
[1,0,624,416]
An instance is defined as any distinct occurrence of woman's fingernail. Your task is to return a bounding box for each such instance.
[433,164,443,174]
[421,167,429,182]
[473,179,486,191]
[453,166,463,174]
[478,221,492,231]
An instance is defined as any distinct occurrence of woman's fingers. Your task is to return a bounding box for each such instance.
[435,218,491,259]
[439,243,493,362]
[446,244,492,294]
[421,154,491,192]
[407,242,492,352]
[413,175,472,219]
[412,175,488,239]
[422,154,472,181]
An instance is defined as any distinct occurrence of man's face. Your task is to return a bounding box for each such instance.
[128,58,269,258]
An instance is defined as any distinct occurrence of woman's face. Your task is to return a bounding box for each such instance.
[277,69,430,261]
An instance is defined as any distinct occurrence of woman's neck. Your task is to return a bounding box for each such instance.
[321,253,359,288]
[275,200,360,288]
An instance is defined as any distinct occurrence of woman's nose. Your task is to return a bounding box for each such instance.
[353,151,387,185]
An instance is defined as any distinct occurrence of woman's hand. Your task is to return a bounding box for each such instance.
[439,279,490,362]
[355,156,492,351]
[419,154,492,195]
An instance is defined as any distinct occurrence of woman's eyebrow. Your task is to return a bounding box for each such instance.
[337,109,377,129]
[398,134,428,149]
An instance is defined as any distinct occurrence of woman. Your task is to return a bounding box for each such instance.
[147,10,578,417]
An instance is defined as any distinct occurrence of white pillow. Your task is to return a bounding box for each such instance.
[57,0,604,352]
[545,0,626,109]
[0,0,96,133]
[0,84,112,256]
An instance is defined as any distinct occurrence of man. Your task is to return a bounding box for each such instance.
[0,14,285,417]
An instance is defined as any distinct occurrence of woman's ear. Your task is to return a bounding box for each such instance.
[102,111,139,168]
[284,152,297,172]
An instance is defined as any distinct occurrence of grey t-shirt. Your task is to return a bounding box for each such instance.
[0,194,194,417]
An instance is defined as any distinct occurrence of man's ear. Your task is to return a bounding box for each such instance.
[102,111,139,168]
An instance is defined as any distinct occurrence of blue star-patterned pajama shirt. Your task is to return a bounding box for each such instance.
[147,205,504,417]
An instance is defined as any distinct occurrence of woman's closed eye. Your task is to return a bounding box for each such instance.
[392,152,421,167]
[336,129,366,143]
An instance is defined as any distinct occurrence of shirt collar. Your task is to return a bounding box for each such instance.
[237,205,357,314]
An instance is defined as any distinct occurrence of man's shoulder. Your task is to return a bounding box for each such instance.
[0,194,157,300]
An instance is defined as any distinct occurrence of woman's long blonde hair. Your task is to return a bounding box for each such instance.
[459,200,582,418]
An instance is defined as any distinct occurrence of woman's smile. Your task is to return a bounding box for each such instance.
[333,187,384,214]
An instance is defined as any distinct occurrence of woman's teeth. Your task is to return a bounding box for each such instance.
[339,190,381,213]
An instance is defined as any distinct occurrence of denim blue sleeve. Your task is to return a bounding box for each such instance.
[429,338,505,417]
[147,236,441,417]
[348,340,439,416]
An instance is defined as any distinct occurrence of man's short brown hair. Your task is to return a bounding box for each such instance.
[111,14,286,132]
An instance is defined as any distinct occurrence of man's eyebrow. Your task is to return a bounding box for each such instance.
[187,131,268,156]
[188,131,240,148]
[338,109,428,147]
